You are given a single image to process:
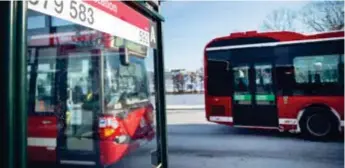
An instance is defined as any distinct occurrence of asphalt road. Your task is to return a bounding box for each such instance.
[116,110,344,168]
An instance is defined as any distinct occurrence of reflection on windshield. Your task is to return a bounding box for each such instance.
[104,52,149,110]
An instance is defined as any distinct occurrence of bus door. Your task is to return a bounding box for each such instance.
[57,48,101,166]
[232,61,278,127]
[27,47,59,162]
[252,63,278,127]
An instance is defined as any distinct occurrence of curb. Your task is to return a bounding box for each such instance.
[163,105,205,110]
[152,105,205,111]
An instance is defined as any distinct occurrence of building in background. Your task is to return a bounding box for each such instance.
[148,68,204,94]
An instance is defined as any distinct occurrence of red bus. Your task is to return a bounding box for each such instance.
[204,30,344,139]
[27,1,158,167]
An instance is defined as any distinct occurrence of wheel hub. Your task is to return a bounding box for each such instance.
[306,113,331,137]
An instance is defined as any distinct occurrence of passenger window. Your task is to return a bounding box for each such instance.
[233,66,249,93]
[67,52,93,105]
[207,60,232,96]
[31,48,57,113]
[255,65,273,94]
[206,50,232,96]
[255,65,275,104]
[233,66,251,104]
[293,55,339,84]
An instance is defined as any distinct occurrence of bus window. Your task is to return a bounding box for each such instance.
[292,54,343,95]
[103,52,150,111]
[233,66,249,92]
[233,66,250,104]
[67,52,92,105]
[207,60,231,96]
[255,65,273,94]
[206,50,232,96]
[293,55,339,84]
[28,48,57,113]
[276,66,295,95]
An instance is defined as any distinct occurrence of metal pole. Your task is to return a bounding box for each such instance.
[15,1,28,168]
[0,1,17,168]
[153,21,168,167]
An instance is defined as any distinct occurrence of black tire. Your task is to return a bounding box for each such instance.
[299,107,339,141]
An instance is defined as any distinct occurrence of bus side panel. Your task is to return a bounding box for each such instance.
[28,116,58,162]
[100,105,155,165]
[206,96,233,124]
[277,96,344,125]
[100,142,130,165]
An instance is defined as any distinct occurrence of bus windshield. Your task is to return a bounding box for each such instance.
[104,52,150,111]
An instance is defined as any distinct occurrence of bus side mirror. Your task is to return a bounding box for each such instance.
[119,47,129,66]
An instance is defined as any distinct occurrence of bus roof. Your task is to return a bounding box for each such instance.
[205,30,344,49]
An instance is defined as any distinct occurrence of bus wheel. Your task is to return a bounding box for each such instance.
[300,107,338,141]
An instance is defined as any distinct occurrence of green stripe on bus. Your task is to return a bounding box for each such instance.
[234,94,252,101]
[256,94,275,101]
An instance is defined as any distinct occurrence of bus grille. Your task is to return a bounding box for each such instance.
[210,105,225,116]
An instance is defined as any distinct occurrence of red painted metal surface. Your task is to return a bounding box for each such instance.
[277,96,344,121]
[28,146,56,162]
[28,116,58,137]
[205,96,232,120]
[205,30,345,48]
[27,116,57,162]
[100,142,130,165]
[98,104,155,165]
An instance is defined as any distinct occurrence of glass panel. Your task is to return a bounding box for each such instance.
[27,4,156,167]
[27,10,46,29]
[65,52,97,151]
[52,17,74,27]
[293,55,339,84]
[255,65,274,105]
[207,60,231,96]
[275,66,294,95]
[35,58,56,112]
[28,15,46,29]
[233,66,251,104]
[104,52,150,109]
[27,48,57,113]
[206,50,232,96]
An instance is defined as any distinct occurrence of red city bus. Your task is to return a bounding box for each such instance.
[204,30,344,140]
[27,1,158,167]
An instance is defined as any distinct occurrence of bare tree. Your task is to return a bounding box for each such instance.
[261,8,297,31]
[301,1,344,32]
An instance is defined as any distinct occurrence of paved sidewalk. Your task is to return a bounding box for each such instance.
[166,105,205,110]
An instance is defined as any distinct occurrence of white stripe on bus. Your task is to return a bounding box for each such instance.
[60,160,96,165]
[279,118,298,125]
[209,116,233,122]
[211,117,344,127]
[234,125,279,130]
[30,30,97,39]
[206,37,344,51]
[27,137,56,147]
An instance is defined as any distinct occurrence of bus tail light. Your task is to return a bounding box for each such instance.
[102,128,115,138]
[99,116,120,140]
